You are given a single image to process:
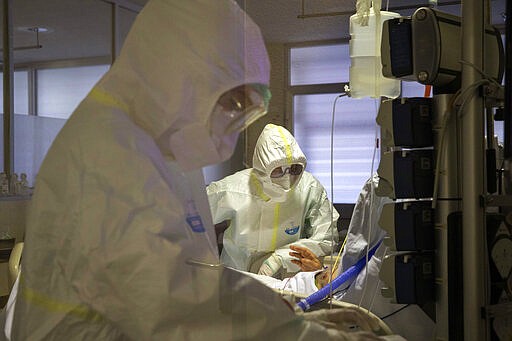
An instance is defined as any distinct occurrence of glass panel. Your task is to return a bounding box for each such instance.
[494,121,504,145]
[0,71,30,115]
[37,65,109,119]
[290,44,349,85]
[0,114,66,187]
[294,94,380,203]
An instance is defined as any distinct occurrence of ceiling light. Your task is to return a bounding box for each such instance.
[16,26,52,34]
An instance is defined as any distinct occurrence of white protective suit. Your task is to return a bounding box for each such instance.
[7,1,358,340]
[335,174,436,341]
[207,124,340,276]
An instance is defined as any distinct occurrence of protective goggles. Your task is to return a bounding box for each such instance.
[211,83,271,135]
[270,164,304,178]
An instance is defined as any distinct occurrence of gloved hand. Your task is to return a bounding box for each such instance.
[258,253,282,277]
[303,307,380,334]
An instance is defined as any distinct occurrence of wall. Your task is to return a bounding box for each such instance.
[245,43,288,167]
[0,197,29,243]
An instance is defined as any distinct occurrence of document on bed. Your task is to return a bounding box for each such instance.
[232,268,321,296]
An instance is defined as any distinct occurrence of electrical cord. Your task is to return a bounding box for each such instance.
[431,57,499,208]
[431,78,492,208]
[459,59,502,87]
[379,304,411,320]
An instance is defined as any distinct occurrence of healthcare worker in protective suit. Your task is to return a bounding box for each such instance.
[334,174,436,341]
[6,1,383,340]
[207,123,339,278]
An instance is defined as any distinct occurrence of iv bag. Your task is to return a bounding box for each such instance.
[349,7,401,99]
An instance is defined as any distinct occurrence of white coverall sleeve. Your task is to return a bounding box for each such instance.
[276,188,340,272]
[206,182,231,225]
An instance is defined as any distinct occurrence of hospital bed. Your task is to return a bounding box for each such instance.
[274,289,394,336]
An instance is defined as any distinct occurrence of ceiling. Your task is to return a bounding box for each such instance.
[238,0,506,43]
[0,0,507,65]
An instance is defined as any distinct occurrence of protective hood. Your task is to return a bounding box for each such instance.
[92,0,270,170]
[252,124,307,200]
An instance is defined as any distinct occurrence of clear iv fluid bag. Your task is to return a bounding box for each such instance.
[349,8,401,99]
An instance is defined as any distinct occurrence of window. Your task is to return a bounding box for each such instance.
[290,43,426,203]
[290,44,349,85]
[294,93,380,202]
[37,65,109,119]
[0,64,109,186]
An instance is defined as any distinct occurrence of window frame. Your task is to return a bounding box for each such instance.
[285,39,349,130]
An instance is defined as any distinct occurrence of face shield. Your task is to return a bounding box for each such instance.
[208,83,271,161]
[167,84,270,171]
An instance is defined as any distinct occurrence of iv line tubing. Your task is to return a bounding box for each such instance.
[328,93,349,308]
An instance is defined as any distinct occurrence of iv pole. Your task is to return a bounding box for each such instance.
[460,0,488,339]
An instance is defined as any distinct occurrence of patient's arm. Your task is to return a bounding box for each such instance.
[314,268,334,289]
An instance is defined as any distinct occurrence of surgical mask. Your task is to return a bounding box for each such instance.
[168,123,231,171]
[168,84,270,171]
[271,173,301,190]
